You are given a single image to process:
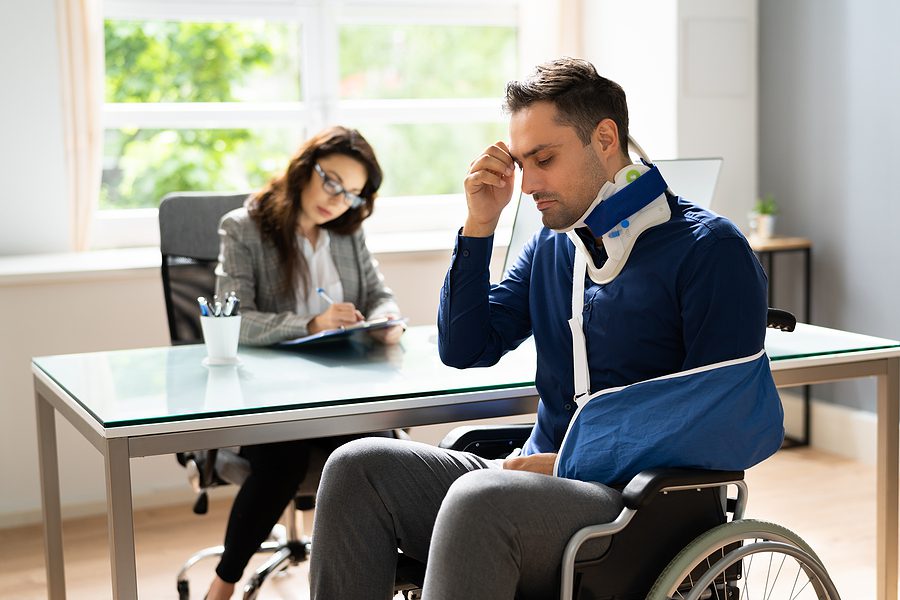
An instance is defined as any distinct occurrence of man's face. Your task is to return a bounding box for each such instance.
[508,101,609,230]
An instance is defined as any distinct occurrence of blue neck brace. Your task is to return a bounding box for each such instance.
[583,164,668,237]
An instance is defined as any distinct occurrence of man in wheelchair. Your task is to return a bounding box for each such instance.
[309,58,789,599]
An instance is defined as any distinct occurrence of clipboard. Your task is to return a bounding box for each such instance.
[277,316,407,347]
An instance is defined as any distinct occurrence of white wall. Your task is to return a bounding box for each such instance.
[758,0,900,412]
[582,0,758,226]
[676,0,758,226]
[583,0,678,160]
[1,271,171,523]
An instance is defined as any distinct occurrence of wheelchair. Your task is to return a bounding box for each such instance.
[393,308,838,599]
[394,424,841,600]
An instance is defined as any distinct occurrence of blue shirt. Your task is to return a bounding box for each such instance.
[438,195,770,456]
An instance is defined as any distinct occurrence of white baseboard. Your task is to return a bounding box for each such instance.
[0,484,238,530]
[0,419,526,529]
[781,391,877,464]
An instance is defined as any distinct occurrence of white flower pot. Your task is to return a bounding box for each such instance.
[748,212,776,239]
[756,214,776,239]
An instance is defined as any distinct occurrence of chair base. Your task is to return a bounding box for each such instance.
[176,510,311,600]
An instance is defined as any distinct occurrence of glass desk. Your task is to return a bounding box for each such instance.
[33,324,900,600]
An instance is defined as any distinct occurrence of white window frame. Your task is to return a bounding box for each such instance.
[94,0,560,250]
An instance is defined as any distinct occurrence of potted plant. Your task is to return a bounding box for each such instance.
[750,193,778,239]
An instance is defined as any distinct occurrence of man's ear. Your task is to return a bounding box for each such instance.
[592,118,620,158]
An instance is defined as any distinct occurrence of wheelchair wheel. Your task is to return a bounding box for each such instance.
[647,519,841,600]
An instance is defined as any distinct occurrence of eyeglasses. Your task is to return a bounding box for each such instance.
[313,163,366,209]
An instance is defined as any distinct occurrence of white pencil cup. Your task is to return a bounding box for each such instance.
[200,315,242,365]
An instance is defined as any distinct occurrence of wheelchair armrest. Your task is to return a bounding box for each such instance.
[621,468,744,510]
[438,424,534,459]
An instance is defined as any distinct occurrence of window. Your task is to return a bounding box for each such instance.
[96,0,542,249]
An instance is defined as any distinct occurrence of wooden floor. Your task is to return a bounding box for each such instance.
[0,447,884,599]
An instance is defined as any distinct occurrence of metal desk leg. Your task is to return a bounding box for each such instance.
[803,246,812,323]
[802,247,812,446]
[104,437,138,599]
[36,390,67,600]
[876,357,900,600]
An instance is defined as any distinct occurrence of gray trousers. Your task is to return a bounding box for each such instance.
[308,437,623,600]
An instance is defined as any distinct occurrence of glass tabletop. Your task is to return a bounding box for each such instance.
[33,326,537,428]
[33,323,900,429]
[766,323,900,361]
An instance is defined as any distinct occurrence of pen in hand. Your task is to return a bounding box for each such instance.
[316,287,336,306]
[316,287,364,327]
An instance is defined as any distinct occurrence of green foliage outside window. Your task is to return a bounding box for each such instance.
[339,25,516,99]
[102,20,516,210]
[104,21,292,104]
[364,123,508,197]
[102,20,300,209]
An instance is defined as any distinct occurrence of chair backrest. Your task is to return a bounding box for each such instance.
[159,192,249,345]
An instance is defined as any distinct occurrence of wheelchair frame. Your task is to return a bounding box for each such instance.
[396,439,841,600]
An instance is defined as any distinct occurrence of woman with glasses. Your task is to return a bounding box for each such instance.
[207,125,404,600]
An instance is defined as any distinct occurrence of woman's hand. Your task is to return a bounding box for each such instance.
[368,313,405,345]
[502,453,557,475]
[308,302,364,334]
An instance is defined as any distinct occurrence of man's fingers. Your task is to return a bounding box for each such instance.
[466,170,507,190]
[469,141,514,172]
[485,141,513,164]
[470,152,513,178]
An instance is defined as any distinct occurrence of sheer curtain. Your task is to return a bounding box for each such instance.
[56,0,103,251]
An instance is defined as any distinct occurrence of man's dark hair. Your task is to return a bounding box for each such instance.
[504,57,629,156]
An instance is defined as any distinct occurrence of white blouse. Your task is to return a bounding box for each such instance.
[295,230,344,317]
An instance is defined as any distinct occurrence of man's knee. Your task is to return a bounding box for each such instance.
[440,470,516,526]
[321,437,399,482]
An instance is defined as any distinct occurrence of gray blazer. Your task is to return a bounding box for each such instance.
[215,207,399,346]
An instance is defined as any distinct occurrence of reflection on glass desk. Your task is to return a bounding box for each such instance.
[33,323,900,431]
[31,323,900,600]
[33,326,538,433]
[767,322,900,361]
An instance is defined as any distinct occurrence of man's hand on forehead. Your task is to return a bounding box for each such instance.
[462,141,519,237]
[468,142,514,185]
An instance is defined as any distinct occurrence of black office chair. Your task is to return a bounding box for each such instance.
[396,309,841,600]
[159,192,321,600]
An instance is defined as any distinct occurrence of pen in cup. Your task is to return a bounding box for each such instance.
[198,294,240,317]
[224,292,240,317]
[197,296,210,317]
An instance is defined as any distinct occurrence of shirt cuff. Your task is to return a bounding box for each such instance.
[452,228,494,272]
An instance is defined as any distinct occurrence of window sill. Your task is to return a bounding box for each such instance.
[366,227,510,256]
[0,247,161,287]
[0,232,511,286]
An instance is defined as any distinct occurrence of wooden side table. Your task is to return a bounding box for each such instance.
[749,236,813,447]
